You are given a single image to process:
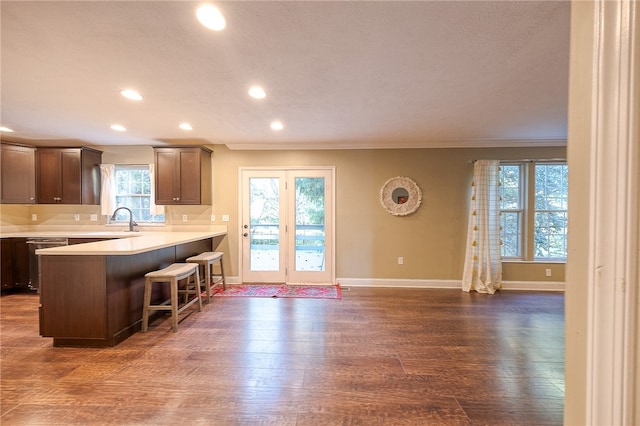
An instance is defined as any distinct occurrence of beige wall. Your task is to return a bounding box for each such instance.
[1,143,566,284]
[209,144,566,282]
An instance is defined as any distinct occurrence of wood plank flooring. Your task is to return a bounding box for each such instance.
[1,288,564,425]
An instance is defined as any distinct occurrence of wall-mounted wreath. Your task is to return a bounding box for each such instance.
[379,176,422,216]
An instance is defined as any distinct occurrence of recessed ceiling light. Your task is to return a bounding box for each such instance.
[110,124,126,132]
[197,4,226,31]
[179,123,193,131]
[0,126,14,132]
[248,86,266,99]
[120,89,142,101]
[270,121,284,131]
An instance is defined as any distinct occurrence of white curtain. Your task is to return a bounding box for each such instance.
[148,163,165,216]
[99,164,116,216]
[461,160,503,294]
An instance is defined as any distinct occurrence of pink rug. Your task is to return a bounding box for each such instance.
[212,284,341,299]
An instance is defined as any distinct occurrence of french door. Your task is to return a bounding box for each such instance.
[240,168,334,284]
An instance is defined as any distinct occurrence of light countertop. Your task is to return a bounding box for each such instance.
[1,231,143,239]
[25,231,227,256]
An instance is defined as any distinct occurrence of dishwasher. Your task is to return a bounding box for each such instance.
[27,238,68,291]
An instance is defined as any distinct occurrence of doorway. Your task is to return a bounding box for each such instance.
[240,167,334,284]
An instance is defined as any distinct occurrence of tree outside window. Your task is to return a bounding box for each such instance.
[113,165,164,223]
[534,164,568,259]
[499,162,567,261]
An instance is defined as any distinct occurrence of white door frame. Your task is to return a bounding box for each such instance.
[238,166,336,284]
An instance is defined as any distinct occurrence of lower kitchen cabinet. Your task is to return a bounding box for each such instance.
[39,238,211,347]
[1,239,14,291]
[1,238,29,292]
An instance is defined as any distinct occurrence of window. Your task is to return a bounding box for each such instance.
[499,162,567,261]
[534,164,568,259]
[113,165,164,223]
[500,164,523,257]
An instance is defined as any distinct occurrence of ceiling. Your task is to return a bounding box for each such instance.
[1,1,570,150]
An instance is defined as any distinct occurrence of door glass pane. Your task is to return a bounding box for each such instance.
[295,177,325,272]
[250,177,280,271]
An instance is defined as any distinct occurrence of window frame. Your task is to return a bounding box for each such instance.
[499,160,567,262]
[110,164,165,225]
[499,163,526,259]
[532,162,568,261]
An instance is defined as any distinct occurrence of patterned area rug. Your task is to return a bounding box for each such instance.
[212,284,341,299]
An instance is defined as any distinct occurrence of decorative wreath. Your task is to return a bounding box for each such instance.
[379,176,422,216]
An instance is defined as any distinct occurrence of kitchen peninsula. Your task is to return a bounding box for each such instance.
[33,230,226,347]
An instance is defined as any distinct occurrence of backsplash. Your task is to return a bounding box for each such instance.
[0,204,222,233]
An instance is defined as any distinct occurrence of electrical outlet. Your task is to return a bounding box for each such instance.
[74,214,80,221]
[31,214,37,221]
[398,257,404,265]
[182,214,188,222]
[545,268,552,277]
[210,215,216,222]
[90,214,98,221]
[222,214,230,222]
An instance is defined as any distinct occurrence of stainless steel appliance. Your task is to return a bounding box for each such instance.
[27,238,68,291]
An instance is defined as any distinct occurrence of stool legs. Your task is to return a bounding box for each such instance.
[186,252,226,302]
[170,276,178,332]
[142,264,201,333]
[142,279,152,332]
[218,258,227,290]
[203,262,212,303]
[194,267,202,311]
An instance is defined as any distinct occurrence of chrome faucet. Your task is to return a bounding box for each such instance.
[110,207,138,232]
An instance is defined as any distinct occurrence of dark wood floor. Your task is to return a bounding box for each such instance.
[1,287,564,425]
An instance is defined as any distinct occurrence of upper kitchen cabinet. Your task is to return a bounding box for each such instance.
[1,143,36,204]
[36,147,102,204]
[153,146,212,205]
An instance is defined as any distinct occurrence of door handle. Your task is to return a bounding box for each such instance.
[243,233,248,237]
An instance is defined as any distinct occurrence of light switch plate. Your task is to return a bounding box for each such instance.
[90,214,98,221]
[222,214,230,222]
[31,214,37,221]
[210,215,216,222]
[74,214,80,221]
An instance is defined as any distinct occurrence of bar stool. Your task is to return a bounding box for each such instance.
[186,251,226,302]
[142,263,202,333]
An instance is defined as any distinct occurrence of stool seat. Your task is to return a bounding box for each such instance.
[145,263,200,280]
[142,263,202,333]
[186,251,226,302]
[186,251,223,263]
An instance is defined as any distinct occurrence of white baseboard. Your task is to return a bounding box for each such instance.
[227,276,565,292]
[337,278,565,292]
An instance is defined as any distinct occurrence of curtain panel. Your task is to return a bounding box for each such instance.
[461,160,502,294]
[148,163,165,216]
[99,164,116,216]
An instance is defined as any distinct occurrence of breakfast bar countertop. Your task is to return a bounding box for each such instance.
[1,230,144,239]
[16,230,227,256]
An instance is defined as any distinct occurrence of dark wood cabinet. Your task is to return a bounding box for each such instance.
[68,238,115,245]
[153,146,211,205]
[12,239,29,288]
[1,238,29,292]
[1,239,14,291]
[39,239,212,347]
[36,147,102,204]
[1,143,36,204]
